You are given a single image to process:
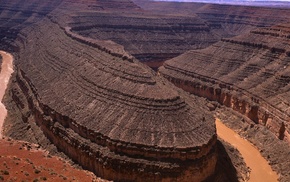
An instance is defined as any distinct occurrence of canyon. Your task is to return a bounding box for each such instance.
[159,23,290,181]
[0,51,105,181]
[0,0,289,181]
[159,24,290,142]
[11,17,218,181]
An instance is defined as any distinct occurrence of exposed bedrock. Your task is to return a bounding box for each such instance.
[10,18,217,181]
[70,1,290,70]
[134,0,290,36]
[160,24,290,143]
[196,4,290,35]
[70,12,219,67]
[0,0,64,51]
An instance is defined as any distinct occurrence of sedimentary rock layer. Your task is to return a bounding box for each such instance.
[3,0,290,180]
[135,1,290,36]
[160,24,290,143]
[12,17,217,181]
[0,0,63,51]
[70,11,219,67]
[3,0,290,69]
[196,4,290,35]
[70,0,290,70]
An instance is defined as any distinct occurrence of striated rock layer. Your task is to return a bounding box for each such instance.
[11,17,217,181]
[135,1,290,36]
[3,0,290,70]
[71,1,290,70]
[70,11,220,69]
[160,24,290,144]
[0,0,63,51]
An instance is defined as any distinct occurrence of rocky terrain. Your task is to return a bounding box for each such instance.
[0,0,63,52]
[4,11,218,181]
[69,6,219,70]
[160,24,290,181]
[160,24,290,141]
[133,1,290,62]
[0,0,290,181]
[2,0,290,69]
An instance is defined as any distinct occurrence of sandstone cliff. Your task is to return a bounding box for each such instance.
[2,0,290,181]
[9,16,217,181]
[0,0,63,51]
[3,0,290,71]
[135,1,290,36]
[70,11,219,69]
[160,24,290,144]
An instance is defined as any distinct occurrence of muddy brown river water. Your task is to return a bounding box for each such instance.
[0,50,280,181]
[216,118,278,182]
[0,51,13,138]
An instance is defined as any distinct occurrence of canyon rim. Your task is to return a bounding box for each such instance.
[1,0,290,181]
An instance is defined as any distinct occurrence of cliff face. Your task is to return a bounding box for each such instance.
[160,24,290,144]
[3,0,290,181]
[70,12,219,69]
[0,0,64,51]
[3,0,290,70]
[196,4,290,36]
[10,17,217,181]
[71,1,290,70]
[135,1,290,36]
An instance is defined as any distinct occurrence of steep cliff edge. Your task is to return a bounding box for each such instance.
[70,11,219,69]
[6,17,218,181]
[2,0,288,181]
[160,24,290,142]
[0,0,64,51]
[72,1,290,70]
[160,23,290,180]
[135,1,290,36]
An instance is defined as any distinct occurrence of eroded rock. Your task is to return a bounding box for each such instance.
[160,24,290,144]
[8,16,217,181]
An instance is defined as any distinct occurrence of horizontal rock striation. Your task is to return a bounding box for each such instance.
[134,1,290,36]
[196,4,290,36]
[69,1,290,71]
[160,24,290,143]
[0,0,63,51]
[70,12,220,67]
[64,27,133,62]
[12,18,217,181]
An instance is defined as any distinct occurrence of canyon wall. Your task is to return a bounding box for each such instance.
[70,12,219,68]
[9,17,218,181]
[135,0,290,36]
[3,0,290,69]
[0,0,64,51]
[196,4,290,36]
[160,24,290,143]
[2,0,290,180]
[70,0,290,70]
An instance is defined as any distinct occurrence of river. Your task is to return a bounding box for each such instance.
[216,118,278,182]
[0,51,14,138]
[0,50,280,181]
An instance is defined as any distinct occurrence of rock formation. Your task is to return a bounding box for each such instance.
[0,0,63,51]
[160,24,290,144]
[9,14,217,180]
[71,0,290,70]
[1,0,290,181]
[135,1,290,36]
[2,0,290,69]
[70,9,219,70]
